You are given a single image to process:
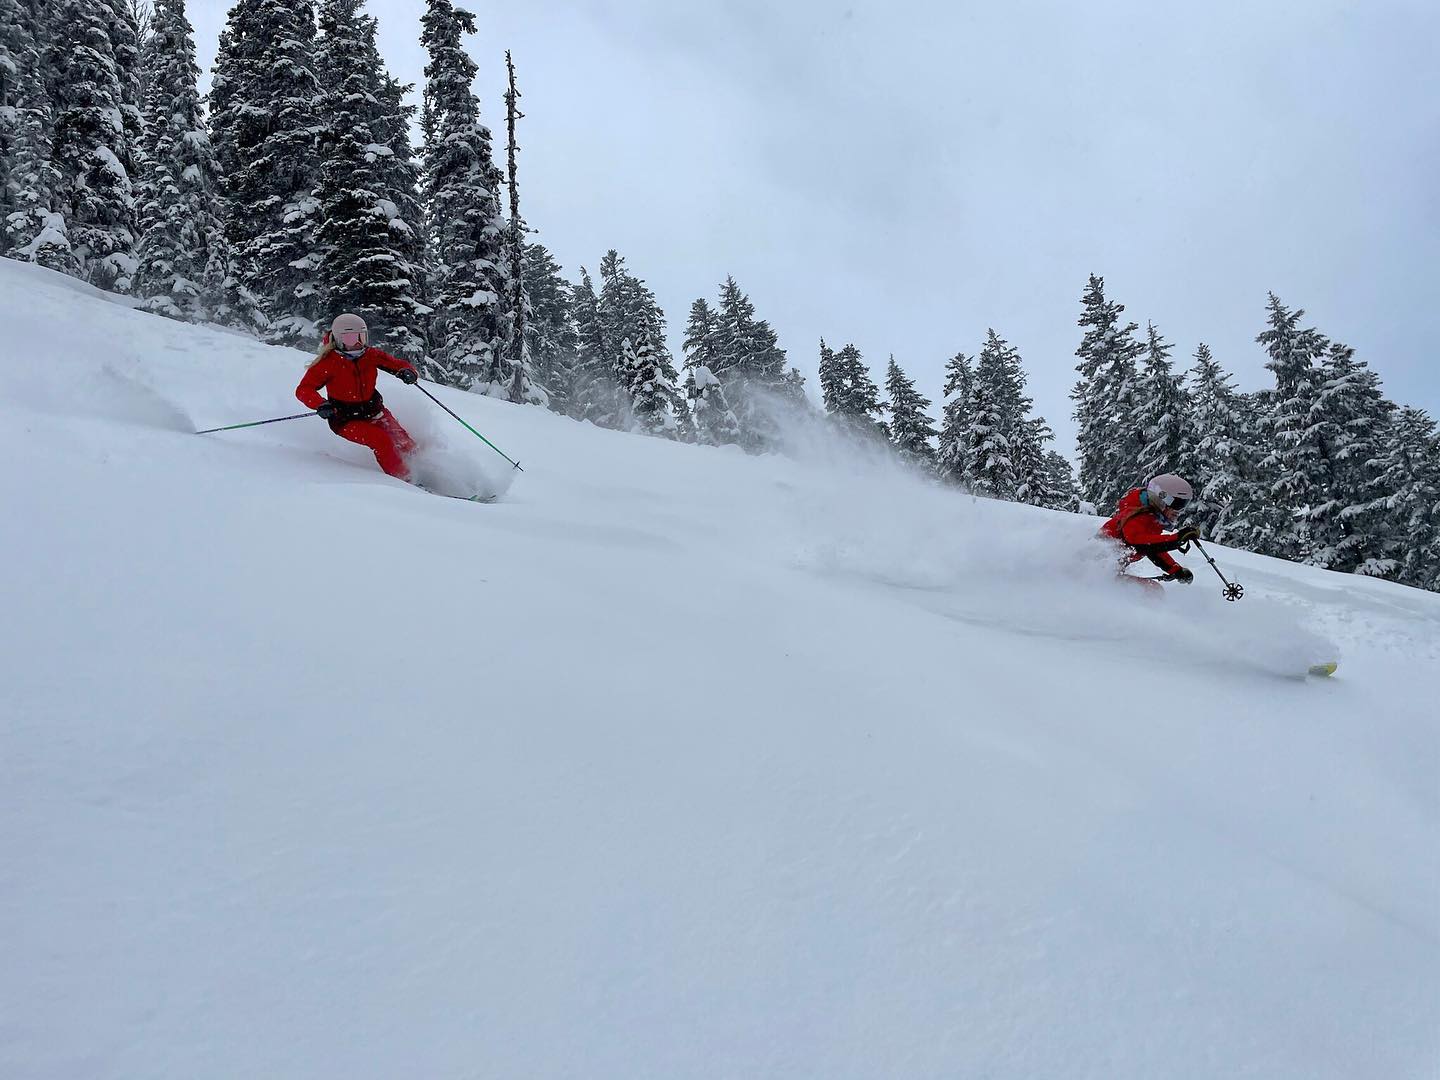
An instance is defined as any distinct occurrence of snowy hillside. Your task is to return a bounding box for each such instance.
[2,259,1437,1079]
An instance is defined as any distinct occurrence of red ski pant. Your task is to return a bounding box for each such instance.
[331,409,416,480]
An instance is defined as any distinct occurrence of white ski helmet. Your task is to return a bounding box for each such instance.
[1146,473,1194,512]
[330,312,368,351]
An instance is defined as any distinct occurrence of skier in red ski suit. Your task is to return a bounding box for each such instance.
[296,313,419,480]
[1100,473,1200,586]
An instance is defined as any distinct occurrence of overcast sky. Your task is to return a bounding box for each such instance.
[186,0,1440,452]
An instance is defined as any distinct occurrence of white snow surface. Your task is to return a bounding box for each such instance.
[2,259,1437,1078]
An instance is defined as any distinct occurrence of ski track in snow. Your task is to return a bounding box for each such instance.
[1,259,1437,1080]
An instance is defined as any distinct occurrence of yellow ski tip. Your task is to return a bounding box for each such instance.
[1307,662,1339,677]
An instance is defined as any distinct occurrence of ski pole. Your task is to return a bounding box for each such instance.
[1192,539,1244,601]
[195,411,317,435]
[414,384,523,471]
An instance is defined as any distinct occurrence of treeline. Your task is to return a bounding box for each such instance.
[3,1,1436,592]
[1072,274,1439,592]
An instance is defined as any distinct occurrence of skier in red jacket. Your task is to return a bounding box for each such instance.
[296,313,419,480]
[1100,473,1201,585]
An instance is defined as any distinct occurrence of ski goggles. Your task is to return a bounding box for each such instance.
[1160,494,1189,512]
[335,329,367,350]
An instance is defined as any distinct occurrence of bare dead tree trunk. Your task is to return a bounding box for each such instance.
[503,50,528,404]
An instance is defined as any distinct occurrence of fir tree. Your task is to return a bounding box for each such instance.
[689,364,741,446]
[131,0,225,322]
[682,298,722,381]
[568,266,622,426]
[1135,321,1192,481]
[47,0,141,290]
[1305,341,1396,576]
[935,350,973,486]
[1071,274,1145,510]
[964,330,1024,498]
[522,241,577,412]
[1256,293,1330,560]
[597,250,681,434]
[707,276,794,449]
[820,342,885,437]
[1040,450,1080,512]
[1182,343,1252,542]
[1,0,74,270]
[314,0,429,361]
[1373,407,1440,591]
[208,0,324,343]
[419,0,508,388]
[883,356,938,464]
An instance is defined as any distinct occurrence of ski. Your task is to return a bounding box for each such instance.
[1307,662,1339,678]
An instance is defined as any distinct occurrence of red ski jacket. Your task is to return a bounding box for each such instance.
[1100,487,1184,574]
[296,348,416,410]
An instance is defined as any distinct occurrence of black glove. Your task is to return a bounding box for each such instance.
[316,401,340,421]
[1169,566,1194,584]
[1176,525,1201,544]
[395,367,419,385]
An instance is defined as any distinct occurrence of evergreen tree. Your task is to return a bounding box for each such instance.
[1135,321,1192,480]
[935,350,973,486]
[1,0,74,270]
[208,0,324,343]
[820,342,885,437]
[1305,341,1396,576]
[883,356,937,465]
[131,0,225,322]
[568,266,622,426]
[522,241,577,411]
[1374,407,1440,591]
[682,298,722,381]
[314,0,429,361]
[702,276,795,449]
[1071,274,1145,510]
[1040,450,1080,512]
[964,330,1025,498]
[597,250,681,434]
[1013,416,1060,508]
[620,331,685,437]
[1182,343,1252,541]
[419,0,508,387]
[1256,293,1330,560]
[689,364,741,446]
[47,0,141,290]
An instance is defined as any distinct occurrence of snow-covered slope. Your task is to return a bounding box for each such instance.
[3,259,1436,1079]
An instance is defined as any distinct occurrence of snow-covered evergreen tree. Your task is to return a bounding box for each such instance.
[935,350,973,487]
[1040,449,1080,512]
[963,330,1025,498]
[1,0,74,270]
[523,242,577,412]
[883,356,937,465]
[620,331,685,437]
[1374,406,1440,591]
[568,266,623,427]
[1182,343,1251,541]
[208,0,324,343]
[689,364,741,446]
[1305,341,1396,576]
[596,250,682,435]
[314,0,429,361]
[682,298,721,382]
[1135,321,1192,481]
[1071,274,1145,511]
[419,0,508,387]
[130,0,225,322]
[704,276,796,449]
[820,342,885,438]
[46,0,141,290]
[1256,293,1330,560]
